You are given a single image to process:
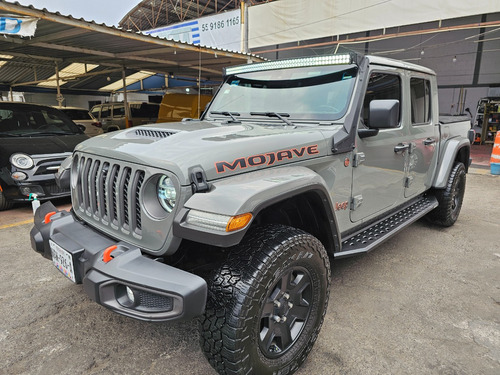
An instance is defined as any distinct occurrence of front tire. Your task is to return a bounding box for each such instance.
[199,224,331,375]
[0,190,13,211]
[427,162,466,227]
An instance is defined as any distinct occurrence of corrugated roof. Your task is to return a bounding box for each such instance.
[119,0,276,32]
[0,0,265,93]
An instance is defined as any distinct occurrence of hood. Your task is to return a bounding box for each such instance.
[0,134,89,166]
[75,121,340,185]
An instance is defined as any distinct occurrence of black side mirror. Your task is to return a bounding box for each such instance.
[369,99,400,129]
[358,128,379,138]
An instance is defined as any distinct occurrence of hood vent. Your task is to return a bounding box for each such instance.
[134,129,176,139]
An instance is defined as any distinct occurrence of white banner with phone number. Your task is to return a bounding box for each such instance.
[144,9,241,52]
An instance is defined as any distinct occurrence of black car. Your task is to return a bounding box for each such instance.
[0,102,89,210]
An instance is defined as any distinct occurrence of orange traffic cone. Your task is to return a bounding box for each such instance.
[491,131,500,175]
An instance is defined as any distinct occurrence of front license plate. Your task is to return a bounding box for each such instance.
[50,240,76,283]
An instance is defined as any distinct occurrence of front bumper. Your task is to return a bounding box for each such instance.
[30,201,207,322]
[2,178,70,202]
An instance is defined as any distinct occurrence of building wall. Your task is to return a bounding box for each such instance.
[248,0,500,49]
[250,11,500,117]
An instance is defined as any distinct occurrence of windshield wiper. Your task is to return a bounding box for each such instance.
[210,111,241,123]
[250,112,296,128]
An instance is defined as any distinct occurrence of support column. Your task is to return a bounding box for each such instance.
[122,68,131,128]
[240,1,247,53]
[55,62,64,107]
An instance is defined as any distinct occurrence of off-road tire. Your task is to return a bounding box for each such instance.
[199,224,331,375]
[0,190,13,211]
[427,162,466,227]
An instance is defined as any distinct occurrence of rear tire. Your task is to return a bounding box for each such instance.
[0,190,13,211]
[427,162,466,227]
[199,224,331,375]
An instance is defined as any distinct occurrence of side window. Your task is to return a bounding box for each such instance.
[101,105,111,118]
[410,78,431,125]
[362,72,401,126]
[113,105,125,118]
[90,107,100,120]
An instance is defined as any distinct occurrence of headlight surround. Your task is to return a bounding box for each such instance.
[10,153,34,169]
[157,175,177,212]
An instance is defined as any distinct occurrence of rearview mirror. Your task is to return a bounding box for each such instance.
[369,99,400,129]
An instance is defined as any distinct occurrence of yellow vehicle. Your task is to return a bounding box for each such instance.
[157,93,212,123]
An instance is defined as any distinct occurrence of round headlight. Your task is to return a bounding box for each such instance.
[157,175,176,212]
[10,153,34,169]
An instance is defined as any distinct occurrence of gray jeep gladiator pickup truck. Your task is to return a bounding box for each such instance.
[30,53,472,375]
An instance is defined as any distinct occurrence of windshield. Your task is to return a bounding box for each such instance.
[206,65,358,122]
[0,104,81,136]
[130,103,159,118]
[60,109,92,120]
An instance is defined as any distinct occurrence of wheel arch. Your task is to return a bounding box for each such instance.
[174,166,341,254]
[432,138,470,189]
[251,188,340,255]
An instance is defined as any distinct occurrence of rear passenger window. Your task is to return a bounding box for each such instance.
[113,105,125,117]
[101,106,111,118]
[410,78,431,124]
[362,72,401,126]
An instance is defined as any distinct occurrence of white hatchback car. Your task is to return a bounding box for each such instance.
[56,106,104,137]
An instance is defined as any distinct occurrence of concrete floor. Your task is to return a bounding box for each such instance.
[0,171,499,375]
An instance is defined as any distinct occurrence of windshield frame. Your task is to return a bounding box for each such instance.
[204,64,358,124]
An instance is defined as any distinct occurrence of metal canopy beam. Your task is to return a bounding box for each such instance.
[0,0,264,93]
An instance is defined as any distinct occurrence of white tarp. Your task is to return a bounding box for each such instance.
[0,16,38,37]
[248,0,500,49]
[145,9,242,51]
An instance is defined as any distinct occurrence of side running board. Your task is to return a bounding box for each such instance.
[334,196,438,258]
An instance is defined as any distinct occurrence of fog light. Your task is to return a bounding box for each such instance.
[19,185,44,197]
[126,286,135,304]
[12,171,28,181]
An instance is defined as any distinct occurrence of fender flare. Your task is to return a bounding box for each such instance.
[173,166,340,250]
[432,137,470,189]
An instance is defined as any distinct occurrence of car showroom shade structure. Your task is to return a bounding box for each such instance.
[0,0,264,96]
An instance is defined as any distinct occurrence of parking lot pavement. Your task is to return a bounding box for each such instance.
[1,173,499,375]
[0,197,71,229]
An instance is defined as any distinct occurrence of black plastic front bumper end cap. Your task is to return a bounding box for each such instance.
[82,249,208,322]
[30,201,59,258]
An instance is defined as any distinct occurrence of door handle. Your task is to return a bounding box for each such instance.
[394,143,410,153]
[423,138,436,146]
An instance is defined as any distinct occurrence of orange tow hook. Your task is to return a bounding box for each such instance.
[103,245,118,263]
[44,211,57,224]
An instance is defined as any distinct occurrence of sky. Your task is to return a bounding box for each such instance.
[15,0,143,26]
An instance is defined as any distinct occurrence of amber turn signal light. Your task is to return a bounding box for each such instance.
[226,213,253,232]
